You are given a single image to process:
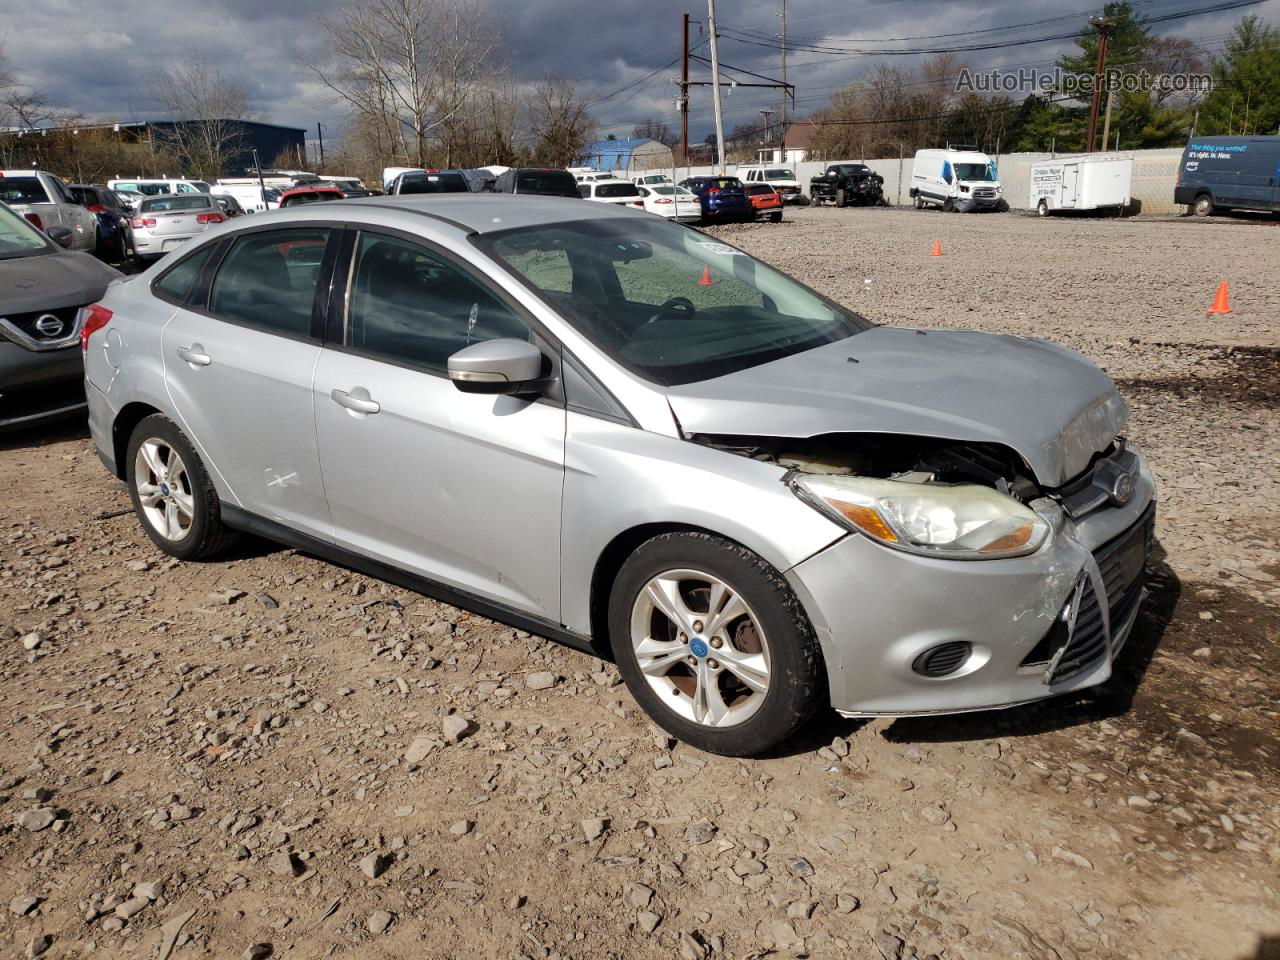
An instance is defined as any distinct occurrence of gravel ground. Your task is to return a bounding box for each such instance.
[0,207,1276,960]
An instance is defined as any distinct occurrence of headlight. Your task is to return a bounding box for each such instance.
[790,475,1049,560]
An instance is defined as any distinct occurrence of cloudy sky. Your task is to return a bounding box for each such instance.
[5,0,1278,145]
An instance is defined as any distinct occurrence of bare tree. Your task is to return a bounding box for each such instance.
[528,73,593,166]
[151,58,251,176]
[0,42,52,131]
[632,119,676,146]
[314,0,500,168]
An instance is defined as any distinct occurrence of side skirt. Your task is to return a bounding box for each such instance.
[220,504,603,659]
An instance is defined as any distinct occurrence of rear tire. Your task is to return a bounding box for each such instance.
[769,211,782,223]
[1193,194,1214,217]
[609,532,825,756]
[126,414,239,561]
[836,188,847,208]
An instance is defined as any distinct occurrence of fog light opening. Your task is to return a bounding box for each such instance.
[912,642,972,678]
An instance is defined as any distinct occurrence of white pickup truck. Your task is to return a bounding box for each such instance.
[0,170,98,253]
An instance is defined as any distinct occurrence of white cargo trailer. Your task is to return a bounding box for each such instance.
[1029,155,1133,216]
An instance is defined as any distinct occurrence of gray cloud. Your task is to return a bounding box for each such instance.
[5,0,1277,142]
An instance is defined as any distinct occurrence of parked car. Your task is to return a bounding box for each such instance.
[390,170,470,195]
[678,175,753,222]
[742,182,784,222]
[737,165,804,204]
[910,148,1004,212]
[114,188,146,213]
[636,184,702,222]
[1174,135,1280,217]
[277,186,346,208]
[69,183,135,261]
[130,194,225,260]
[323,176,373,198]
[577,179,645,208]
[107,178,213,197]
[0,170,98,252]
[488,167,580,198]
[809,163,886,207]
[632,173,674,187]
[213,193,246,218]
[82,195,1154,756]
[0,200,120,431]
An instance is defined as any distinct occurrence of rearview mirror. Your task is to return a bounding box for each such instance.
[47,226,74,249]
[448,339,544,395]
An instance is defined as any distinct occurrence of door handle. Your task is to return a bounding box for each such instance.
[177,345,211,366]
[330,387,380,415]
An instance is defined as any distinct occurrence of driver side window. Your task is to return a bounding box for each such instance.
[346,233,532,374]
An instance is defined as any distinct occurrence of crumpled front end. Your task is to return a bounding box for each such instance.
[785,447,1156,716]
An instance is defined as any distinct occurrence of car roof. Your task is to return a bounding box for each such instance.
[336,194,638,234]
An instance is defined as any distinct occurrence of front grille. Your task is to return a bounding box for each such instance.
[1038,503,1155,684]
[973,187,997,199]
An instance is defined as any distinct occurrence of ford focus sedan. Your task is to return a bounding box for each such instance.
[81,196,1154,756]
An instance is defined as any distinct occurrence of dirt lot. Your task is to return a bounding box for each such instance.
[1,207,1276,960]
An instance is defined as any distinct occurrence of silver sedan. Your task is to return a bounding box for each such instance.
[82,196,1154,756]
[130,193,225,260]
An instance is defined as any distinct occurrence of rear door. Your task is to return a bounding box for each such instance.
[312,228,566,620]
[161,225,337,539]
[43,174,97,250]
[1061,164,1079,208]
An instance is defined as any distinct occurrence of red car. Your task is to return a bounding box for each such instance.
[743,183,783,222]
[277,186,345,208]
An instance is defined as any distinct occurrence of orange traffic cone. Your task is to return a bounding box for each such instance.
[1206,281,1232,315]
[930,238,943,257]
[698,264,714,286]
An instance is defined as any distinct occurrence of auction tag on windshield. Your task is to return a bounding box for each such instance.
[697,241,745,256]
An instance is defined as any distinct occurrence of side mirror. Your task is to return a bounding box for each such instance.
[448,339,544,395]
[47,226,74,249]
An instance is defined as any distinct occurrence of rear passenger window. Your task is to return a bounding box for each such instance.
[208,228,331,337]
[346,232,531,373]
[153,242,219,305]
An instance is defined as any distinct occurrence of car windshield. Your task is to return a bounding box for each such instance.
[764,169,795,181]
[0,178,48,205]
[954,162,995,181]
[140,195,213,212]
[596,182,640,198]
[0,203,53,259]
[836,165,870,175]
[399,173,468,194]
[479,218,871,386]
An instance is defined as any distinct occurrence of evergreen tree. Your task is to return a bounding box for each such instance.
[1197,16,1280,136]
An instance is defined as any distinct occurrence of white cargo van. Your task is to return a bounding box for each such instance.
[1030,155,1133,216]
[910,149,1004,212]
[209,182,281,213]
[107,177,212,197]
[737,165,803,203]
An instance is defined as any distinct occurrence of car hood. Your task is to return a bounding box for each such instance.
[665,326,1128,487]
[0,252,121,314]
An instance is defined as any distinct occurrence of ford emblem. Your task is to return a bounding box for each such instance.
[1110,471,1135,506]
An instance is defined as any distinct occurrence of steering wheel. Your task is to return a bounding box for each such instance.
[639,296,697,333]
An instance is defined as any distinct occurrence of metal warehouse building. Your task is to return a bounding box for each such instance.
[578,137,676,174]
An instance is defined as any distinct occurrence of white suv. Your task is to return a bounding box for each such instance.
[737,166,804,204]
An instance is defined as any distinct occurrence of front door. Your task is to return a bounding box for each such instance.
[312,229,565,621]
[162,225,335,540]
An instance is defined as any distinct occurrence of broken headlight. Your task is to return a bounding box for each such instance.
[790,475,1049,560]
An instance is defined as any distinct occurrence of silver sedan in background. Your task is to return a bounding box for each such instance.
[81,196,1154,756]
[130,194,225,260]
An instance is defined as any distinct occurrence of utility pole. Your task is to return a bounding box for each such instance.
[759,109,774,162]
[1101,86,1115,151]
[706,0,727,173]
[778,0,787,164]
[1085,16,1114,153]
[316,123,326,169]
[680,12,690,165]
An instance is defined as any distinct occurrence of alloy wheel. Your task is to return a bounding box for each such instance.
[629,569,771,728]
[134,438,195,542]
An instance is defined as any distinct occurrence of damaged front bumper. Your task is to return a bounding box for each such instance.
[785,450,1156,716]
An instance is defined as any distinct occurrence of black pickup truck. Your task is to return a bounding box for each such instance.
[809,164,886,207]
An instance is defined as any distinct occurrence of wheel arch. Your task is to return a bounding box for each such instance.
[111,401,164,480]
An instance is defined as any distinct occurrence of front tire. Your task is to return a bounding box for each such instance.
[835,187,847,208]
[1037,200,1050,217]
[609,532,825,756]
[126,414,239,561]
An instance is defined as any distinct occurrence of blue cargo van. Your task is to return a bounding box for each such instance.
[1175,135,1280,217]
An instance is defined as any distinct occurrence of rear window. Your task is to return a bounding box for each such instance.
[0,177,50,205]
[398,173,468,194]
[744,183,775,195]
[141,195,214,212]
[709,178,743,191]
[596,182,640,198]
[515,170,578,197]
[69,186,96,204]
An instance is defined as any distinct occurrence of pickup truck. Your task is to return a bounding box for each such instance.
[809,163,886,207]
[0,170,100,252]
